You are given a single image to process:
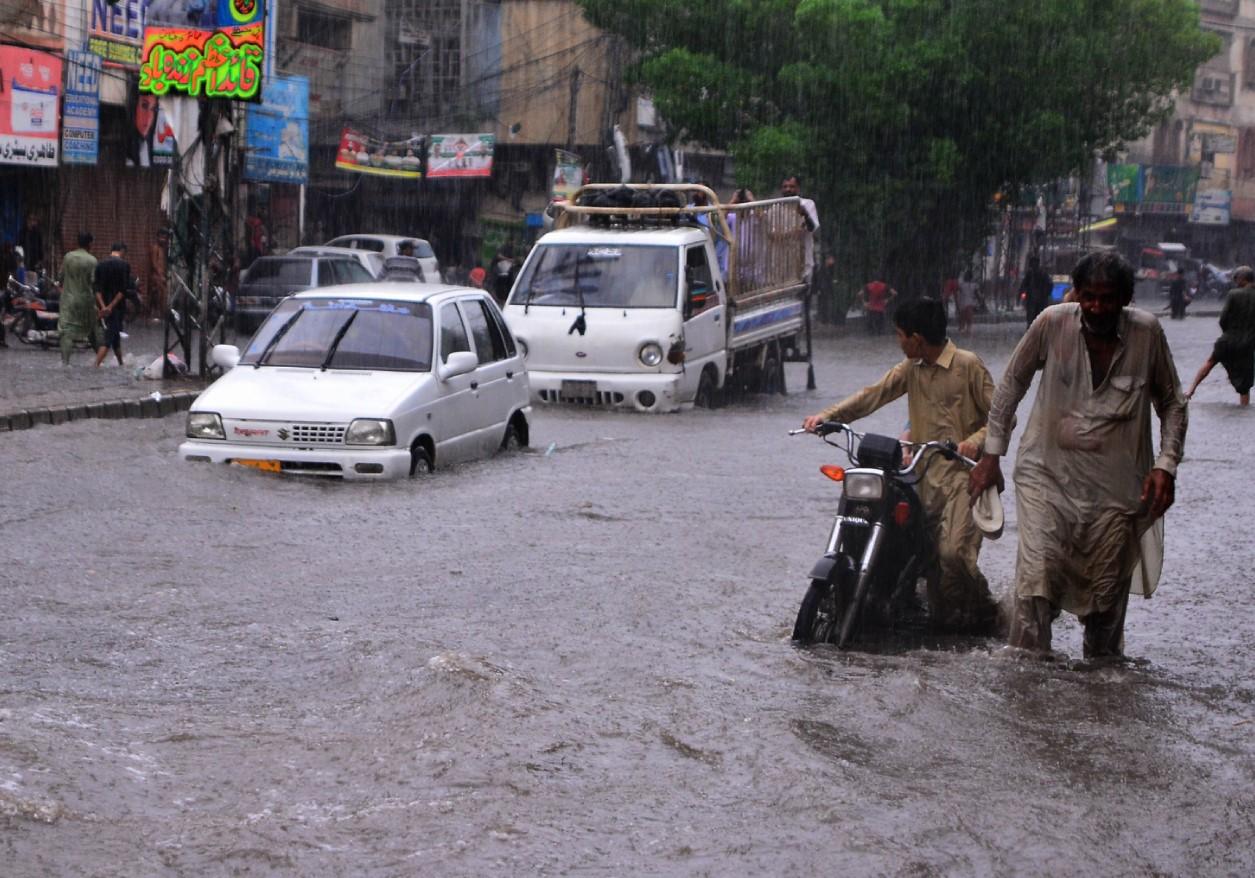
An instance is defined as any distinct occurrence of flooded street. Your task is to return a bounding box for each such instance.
[2,316,1253,875]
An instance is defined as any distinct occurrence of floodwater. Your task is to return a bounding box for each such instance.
[2,313,1253,875]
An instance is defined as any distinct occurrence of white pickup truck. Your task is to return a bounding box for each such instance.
[501,184,814,412]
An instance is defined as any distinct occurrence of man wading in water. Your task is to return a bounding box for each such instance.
[969,252,1188,659]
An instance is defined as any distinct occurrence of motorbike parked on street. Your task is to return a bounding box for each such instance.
[789,421,976,649]
[2,273,62,348]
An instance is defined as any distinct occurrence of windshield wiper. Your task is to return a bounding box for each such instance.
[319,310,359,371]
[568,255,588,336]
[254,308,305,368]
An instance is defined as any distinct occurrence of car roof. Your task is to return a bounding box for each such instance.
[290,283,488,305]
[326,234,431,245]
[289,246,370,258]
[537,226,706,247]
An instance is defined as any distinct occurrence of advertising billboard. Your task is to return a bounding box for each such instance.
[138,23,264,102]
[246,75,309,184]
[427,133,494,178]
[62,50,102,166]
[0,46,61,167]
[336,128,423,179]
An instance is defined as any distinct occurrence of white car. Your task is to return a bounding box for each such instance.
[179,284,531,480]
[325,235,442,284]
[288,245,385,278]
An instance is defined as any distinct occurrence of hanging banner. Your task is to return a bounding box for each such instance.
[0,46,61,167]
[551,148,583,201]
[138,23,265,102]
[1107,163,1142,214]
[0,0,65,51]
[427,133,494,178]
[335,128,423,179]
[88,0,149,68]
[62,50,103,166]
[246,75,309,184]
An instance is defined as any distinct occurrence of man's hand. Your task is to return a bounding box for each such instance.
[802,414,826,433]
[957,440,980,461]
[1140,468,1175,519]
[969,454,1004,503]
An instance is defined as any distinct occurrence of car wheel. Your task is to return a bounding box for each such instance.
[501,420,524,452]
[410,444,433,477]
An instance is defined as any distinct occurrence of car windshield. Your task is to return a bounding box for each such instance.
[509,245,678,308]
[244,259,312,284]
[239,298,433,371]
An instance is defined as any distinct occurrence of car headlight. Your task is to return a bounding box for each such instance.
[186,412,225,440]
[638,342,664,367]
[843,472,884,501]
[345,418,396,446]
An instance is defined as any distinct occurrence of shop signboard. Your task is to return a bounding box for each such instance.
[336,128,423,179]
[245,75,309,184]
[0,0,65,51]
[89,0,149,68]
[427,133,494,178]
[1191,188,1232,225]
[62,50,102,166]
[0,46,61,167]
[1141,165,1199,215]
[1107,163,1142,213]
[138,23,265,102]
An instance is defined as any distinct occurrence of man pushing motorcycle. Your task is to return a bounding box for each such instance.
[803,298,1001,634]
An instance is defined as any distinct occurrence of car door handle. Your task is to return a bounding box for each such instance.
[470,381,479,390]
[506,371,514,379]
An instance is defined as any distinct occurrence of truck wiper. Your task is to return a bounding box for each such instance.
[568,254,588,336]
[319,310,359,371]
[254,307,304,368]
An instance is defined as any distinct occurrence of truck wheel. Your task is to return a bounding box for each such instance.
[695,369,720,409]
[761,349,786,395]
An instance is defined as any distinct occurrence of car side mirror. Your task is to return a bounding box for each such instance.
[440,350,478,380]
[211,344,240,370]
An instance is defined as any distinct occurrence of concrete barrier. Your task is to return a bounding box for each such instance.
[0,387,204,431]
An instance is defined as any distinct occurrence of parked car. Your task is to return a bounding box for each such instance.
[236,254,375,332]
[179,284,531,480]
[325,234,442,283]
[288,245,385,279]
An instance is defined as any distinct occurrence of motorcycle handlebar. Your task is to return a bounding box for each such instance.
[791,421,978,473]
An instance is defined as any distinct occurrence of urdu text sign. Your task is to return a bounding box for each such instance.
[138,24,264,102]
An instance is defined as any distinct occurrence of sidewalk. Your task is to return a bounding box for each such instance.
[0,323,215,432]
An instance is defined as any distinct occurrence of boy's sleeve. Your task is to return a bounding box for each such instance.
[960,358,995,450]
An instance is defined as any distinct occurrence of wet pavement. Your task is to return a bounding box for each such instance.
[2,311,1252,875]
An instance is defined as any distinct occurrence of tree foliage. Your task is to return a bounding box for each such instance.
[578,0,1218,293]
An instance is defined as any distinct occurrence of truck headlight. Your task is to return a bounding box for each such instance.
[345,418,396,446]
[843,472,884,501]
[638,342,664,367]
[186,412,225,440]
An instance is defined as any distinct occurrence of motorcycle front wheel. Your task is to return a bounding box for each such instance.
[792,576,848,645]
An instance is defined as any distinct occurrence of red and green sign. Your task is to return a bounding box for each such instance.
[138,24,264,102]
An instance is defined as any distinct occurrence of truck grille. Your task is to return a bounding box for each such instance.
[290,424,346,444]
[540,388,625,406]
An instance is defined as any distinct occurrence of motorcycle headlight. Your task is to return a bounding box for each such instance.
[843,472,884,501]
[345,418,396,446]
[186,412,225,440]
[638,342,664,367]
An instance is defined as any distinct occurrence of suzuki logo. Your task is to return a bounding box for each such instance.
[277,428,290,441]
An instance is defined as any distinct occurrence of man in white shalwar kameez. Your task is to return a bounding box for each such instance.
[969,252,1187,658]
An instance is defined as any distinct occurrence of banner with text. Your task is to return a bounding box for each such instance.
[0,46,61,167]
[427,133,494,178]
[336,128,423,179]
[62,51,102,166]
[246,75,309,184]
[138,23,264,102]
[551,149,583,201]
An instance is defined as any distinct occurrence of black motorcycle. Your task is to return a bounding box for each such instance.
[789,421,975,648]
[2,273,61,347]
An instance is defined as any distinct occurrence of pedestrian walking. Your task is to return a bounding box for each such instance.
[1167,267,1190,320]
[57,233,100,365]
[860,277,897,335]
[94,243,132,367]
[1184,265,1255,406]
[969,252,1187,659]
[1018,256,1053,326]
[803,298,1000,633]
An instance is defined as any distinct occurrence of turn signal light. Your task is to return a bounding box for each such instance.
[894,501,911,526]
[820,465,845,482]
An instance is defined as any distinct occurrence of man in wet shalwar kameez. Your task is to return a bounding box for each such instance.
[969,252,1188,658]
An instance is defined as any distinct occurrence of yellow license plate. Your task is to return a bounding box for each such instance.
[235,458,282,473]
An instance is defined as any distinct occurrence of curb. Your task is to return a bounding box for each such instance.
[0,390,201,433]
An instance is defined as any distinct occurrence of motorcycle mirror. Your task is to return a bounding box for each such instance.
[820,464,845,482]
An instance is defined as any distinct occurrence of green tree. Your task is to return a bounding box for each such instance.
[578,0,1217,304]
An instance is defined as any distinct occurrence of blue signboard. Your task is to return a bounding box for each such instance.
[62,50,101,166]
[244,74,308,184]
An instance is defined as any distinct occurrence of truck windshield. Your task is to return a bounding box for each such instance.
[239,298,434,371]
[510,245,678,308]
